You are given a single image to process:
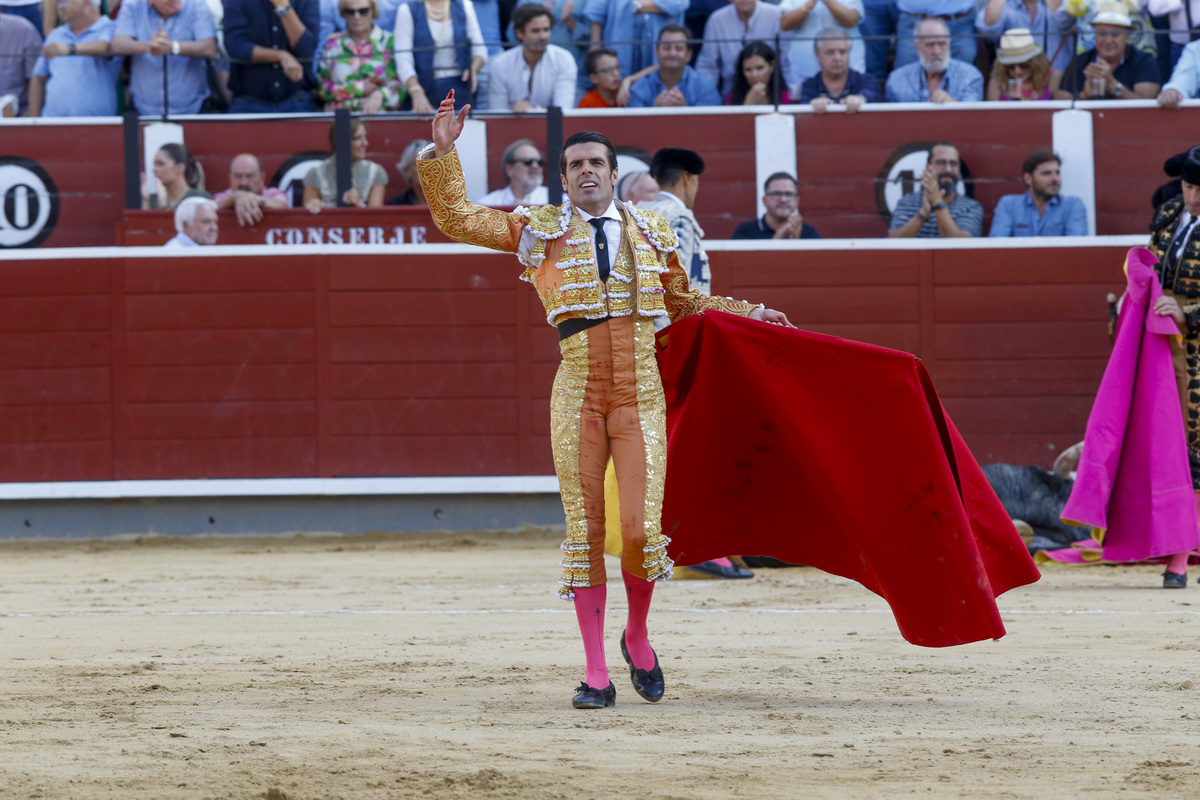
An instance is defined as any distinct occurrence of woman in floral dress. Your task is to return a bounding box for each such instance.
[317,0,406,112]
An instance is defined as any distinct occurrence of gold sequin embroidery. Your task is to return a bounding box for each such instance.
[552,329,591,600]
[417,147,520,250]
[633,317,673,581]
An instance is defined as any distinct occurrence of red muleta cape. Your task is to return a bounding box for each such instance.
[656,312,1040,648]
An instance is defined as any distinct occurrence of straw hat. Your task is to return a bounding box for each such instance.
[996,29,1043,64]
[1092,1,1134,28]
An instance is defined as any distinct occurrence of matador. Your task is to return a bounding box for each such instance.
[417,91,794,709]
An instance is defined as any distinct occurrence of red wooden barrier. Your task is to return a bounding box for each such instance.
[0,241,1130,483]
[117,208,452,246]
[1091,105,1188,236]
[793,107,1058,238]
[2,106,1195,249]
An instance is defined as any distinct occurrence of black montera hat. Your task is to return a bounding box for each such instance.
[650,147,705,177]
[1182,146,1200,185]
[1164,146,1200,179]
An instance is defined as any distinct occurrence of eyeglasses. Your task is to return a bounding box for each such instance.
[513,158,545,167]
[1094,30,1128,38]
[342,6,372,16]
[931,159,960,168]
[765,191,798,200]
[593,66,621,75]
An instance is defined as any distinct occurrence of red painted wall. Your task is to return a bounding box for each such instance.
[118,208,453,245]
[0,244,1126,482]
[1091,106,1192,235]
[1,107,1193,248]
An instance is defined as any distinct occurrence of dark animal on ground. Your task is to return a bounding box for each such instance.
[981,463,1091,553]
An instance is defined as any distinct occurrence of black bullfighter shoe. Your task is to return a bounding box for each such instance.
[620,630,664,702]
[1163,571,1187,589]
[572,681,616,709]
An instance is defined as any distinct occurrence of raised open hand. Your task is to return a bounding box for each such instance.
[432,91,471,158]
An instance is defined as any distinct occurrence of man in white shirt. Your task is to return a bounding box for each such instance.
[165,197,219,246]
[479,138,549,207]
[484,4,577,110]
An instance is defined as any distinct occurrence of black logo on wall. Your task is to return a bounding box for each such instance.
[272,151,333,208]
[0,156,60,248]
[875,142,973,221]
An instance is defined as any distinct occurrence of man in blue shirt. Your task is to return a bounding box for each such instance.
[585,0,687,79]
[628,24,722,107]
[989,150,1088,237]
[111,0,217,116]
[885,17,983,102]
[28,0,122,116]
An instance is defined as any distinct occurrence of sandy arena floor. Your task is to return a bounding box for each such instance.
[1,529,1198,799]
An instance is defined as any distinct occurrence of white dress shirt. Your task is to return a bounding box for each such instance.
[484,43,578,110]
[164,232,199,247]
[478,184,549,207]
[575,200,624,263]
[515,199,623,268]
[1171,210,1197,262]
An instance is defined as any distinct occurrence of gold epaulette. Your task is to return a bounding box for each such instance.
[521,202,573,240]
[628,206,678,253]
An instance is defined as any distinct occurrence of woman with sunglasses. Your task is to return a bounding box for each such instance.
[986,27,1062,100]
[317,0,406,112]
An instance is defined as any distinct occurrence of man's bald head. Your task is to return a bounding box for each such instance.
[229,153,266,194]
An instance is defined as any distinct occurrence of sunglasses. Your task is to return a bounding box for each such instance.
[342,6,372,16]
[513,158,545,167]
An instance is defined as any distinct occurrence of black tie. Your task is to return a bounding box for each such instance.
[589,217,610,283]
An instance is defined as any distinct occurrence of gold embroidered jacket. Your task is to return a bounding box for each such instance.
[417,147,759,327]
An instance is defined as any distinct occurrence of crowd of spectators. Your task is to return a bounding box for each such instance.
[3,0,1199,117]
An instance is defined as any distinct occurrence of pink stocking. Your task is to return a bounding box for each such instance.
[1167,552,1189,575]
[622,570,656,670]
[573,585,609,689]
